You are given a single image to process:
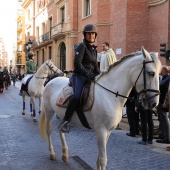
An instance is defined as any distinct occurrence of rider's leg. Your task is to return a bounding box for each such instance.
[58,74,88,133]
[19,84,26,95]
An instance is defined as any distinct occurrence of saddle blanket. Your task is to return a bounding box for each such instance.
[56,82,95,112]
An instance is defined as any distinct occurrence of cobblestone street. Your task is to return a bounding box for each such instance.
[0,82,170,170]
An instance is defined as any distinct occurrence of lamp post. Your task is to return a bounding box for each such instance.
[25,39,32,61]
[26,39,32,52]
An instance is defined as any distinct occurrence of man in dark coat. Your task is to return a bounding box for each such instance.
[125,87,139,137]
[155,65,170,144]
[58,24,101,133]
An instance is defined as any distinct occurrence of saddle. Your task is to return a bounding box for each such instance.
[25,76,33,94]
[56,81,95,112]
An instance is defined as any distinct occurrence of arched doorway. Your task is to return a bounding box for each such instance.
[60,42,66,71]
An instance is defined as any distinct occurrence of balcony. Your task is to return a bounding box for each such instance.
[32,32,51,48]
[51,22,65,40]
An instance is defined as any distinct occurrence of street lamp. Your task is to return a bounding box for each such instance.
[25,39,32,52]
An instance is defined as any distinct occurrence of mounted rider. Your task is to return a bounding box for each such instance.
[58,24,101,133]
[19,51,37,96]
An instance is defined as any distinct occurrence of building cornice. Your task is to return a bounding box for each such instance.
[148,0,168,7]
[21,0,34,9]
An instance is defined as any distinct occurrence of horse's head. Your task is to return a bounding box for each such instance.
[133,46,161,109]
[44,59,64,76]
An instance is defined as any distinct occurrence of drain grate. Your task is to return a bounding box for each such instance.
[72,156,94,170]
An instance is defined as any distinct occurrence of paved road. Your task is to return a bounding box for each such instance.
[0,81,170,170]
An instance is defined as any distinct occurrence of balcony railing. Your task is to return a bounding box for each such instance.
[51,22,64,37]
[32,31,51,47]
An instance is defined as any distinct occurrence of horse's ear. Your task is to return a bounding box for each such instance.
[141,46,149,59]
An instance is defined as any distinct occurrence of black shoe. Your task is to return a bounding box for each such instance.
[147,140,153,144]
[126,133,136,137]
[153,136,164,139]
[156,139,170,144]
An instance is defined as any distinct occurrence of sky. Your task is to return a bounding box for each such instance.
[0,0,18,61]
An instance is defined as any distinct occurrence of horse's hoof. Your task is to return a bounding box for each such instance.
[33,118,37,122]
[30,113,33,117]
[22,112,25,115]
[50,154,56,160]
[62,155,68,163]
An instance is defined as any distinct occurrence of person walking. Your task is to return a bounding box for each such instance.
[11,73,17,86]
[58,24,101,133]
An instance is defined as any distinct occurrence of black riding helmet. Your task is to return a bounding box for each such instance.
[28,51,34,59]
[83,24,97,38]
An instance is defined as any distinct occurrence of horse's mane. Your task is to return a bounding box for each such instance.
[97,51,142,79]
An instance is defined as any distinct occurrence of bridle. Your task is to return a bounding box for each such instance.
[35,62,63,79]
[96,56,160,103]
[134,56,160,103]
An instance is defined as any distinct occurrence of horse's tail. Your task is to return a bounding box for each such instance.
[39,109,47,140]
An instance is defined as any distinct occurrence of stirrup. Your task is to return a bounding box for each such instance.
[18,90,23,96]
[58,121,70,133]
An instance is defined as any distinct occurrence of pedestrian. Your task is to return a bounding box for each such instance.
[58,24,101,133]
[19,51,37,95]
[11,73,17,86]
[154,65,170,144]
[97,42,117,71]
[0,66,4,90]
[158,85,170,146]
[125,86,140,137]
[136,102,154,145]
[3,66,9,75]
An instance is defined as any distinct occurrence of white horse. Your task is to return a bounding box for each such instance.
[21,59,63,122]
[39,47,161,170]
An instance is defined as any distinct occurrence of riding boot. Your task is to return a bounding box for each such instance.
[19,84,25,96]
[58,98,78,133]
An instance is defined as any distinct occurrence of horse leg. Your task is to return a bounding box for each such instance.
[39,107,56,160]
[96,129,110,170]
[59,131,69,162]
[30,98,33,117]
[22,95,26,115]
[38,97,42,115]
[31,97,37,122]
[46,112,56,160]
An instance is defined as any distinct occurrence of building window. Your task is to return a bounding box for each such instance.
[28,9,30,20]
[49,46,52,59]
[83,0,91,18]
[60,6,65,23]
[36,51,39,67]
[36,27,39,38]
[42,23,45,35]
[42,49,44,63]
[60,42,66,71]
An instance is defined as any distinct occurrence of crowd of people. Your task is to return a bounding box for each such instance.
[125,65,170,151]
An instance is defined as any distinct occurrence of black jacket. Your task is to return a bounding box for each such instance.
[159,74,170,104]
[74,39,100,80]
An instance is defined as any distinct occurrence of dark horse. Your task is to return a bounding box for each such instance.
[4,74,10,89]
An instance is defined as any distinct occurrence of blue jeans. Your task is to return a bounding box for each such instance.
[63,73,89,121]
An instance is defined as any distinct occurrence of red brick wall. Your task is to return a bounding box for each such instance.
[149,1,169,65]
[110,0,127,58]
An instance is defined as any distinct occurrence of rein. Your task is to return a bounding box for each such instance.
[35,62,63,79]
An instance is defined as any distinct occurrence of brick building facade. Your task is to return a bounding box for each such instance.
[21,0,170,70]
